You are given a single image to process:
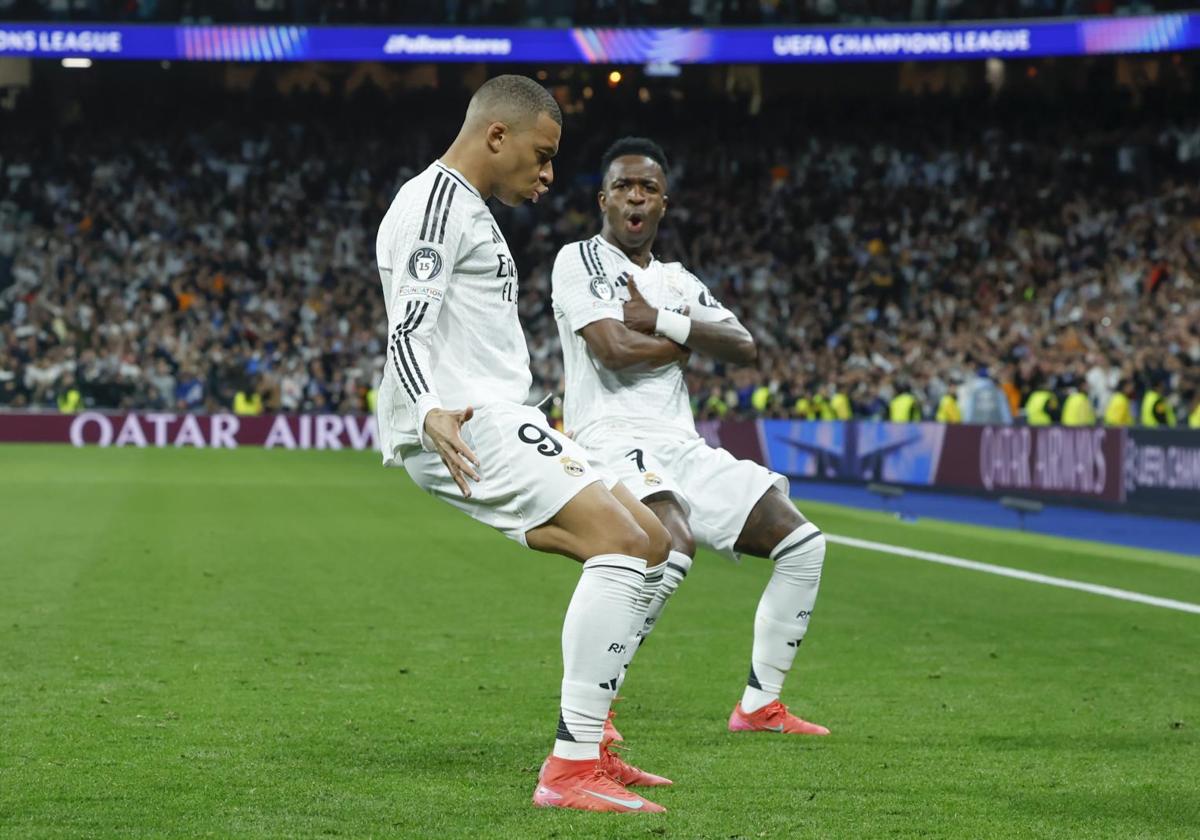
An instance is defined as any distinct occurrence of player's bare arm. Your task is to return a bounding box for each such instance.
[578,318,690,371]
[622,277,756,364]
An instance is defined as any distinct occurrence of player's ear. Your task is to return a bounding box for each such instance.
[661,193,669,214]
[486,122,507,154]
[597,189,607,211]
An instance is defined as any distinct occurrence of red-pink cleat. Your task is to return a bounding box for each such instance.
[600,740,673,787]
[603,707,624,744]
[728,700,830,735]
[532,755,666,813]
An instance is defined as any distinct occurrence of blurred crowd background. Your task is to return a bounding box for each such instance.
[1,50,1198,428]
[1,0,1192,25]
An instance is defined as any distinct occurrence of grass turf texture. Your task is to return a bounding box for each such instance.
[1,445,1198,839]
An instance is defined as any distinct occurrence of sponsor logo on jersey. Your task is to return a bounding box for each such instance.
[643,472,663,487]
[589,276,615,301]
[407,246,444,282]
[560,456,585,477]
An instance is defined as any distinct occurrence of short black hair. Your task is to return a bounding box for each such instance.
[470,74,562,127]
[600,137,669,182]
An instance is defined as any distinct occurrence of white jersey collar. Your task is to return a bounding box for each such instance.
[434,160,483,200]
[592,234,657,270]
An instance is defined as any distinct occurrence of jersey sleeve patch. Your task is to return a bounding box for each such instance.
[589,276,616,300]
[406,245,446,282]
[395,284,444,302]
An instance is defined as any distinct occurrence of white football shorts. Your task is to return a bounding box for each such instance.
[584,434,788,559]
[394,401,617,546]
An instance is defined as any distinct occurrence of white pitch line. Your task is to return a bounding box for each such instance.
[827,534,1200,616]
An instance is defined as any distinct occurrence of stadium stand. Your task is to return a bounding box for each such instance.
[1,62,1197,424]
[0,0,1192,25]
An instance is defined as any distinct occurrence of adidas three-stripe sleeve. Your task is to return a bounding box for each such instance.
[379,170,465,451]
[551,240,624,334]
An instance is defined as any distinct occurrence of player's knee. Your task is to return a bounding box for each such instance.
[670,524,696,559]
[606,523,651,561]
[651,498,695,558]
[774,524,825,584]
[643,518,672,566]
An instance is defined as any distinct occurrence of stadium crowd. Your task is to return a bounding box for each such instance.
[0,0,1187,25]
[1,82,1199,428]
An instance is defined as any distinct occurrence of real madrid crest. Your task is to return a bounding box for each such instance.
[407,246,444,282]
[560,457,585,477]
[589,276,615,301]
[643,472,663,487]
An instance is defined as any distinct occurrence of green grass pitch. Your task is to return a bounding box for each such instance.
[1,445,1198,839]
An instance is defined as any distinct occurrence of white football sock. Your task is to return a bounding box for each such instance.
[741,523,825,713]
[642,550,692,641]
[554,554,646,760]
[614,561,665,693]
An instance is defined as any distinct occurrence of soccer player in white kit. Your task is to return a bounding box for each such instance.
[551,137,830,739]
[375,81,674,813]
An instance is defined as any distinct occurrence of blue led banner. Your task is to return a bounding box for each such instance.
[0,15,1196,64]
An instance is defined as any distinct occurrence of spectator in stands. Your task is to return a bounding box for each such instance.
[1024,375,1061,426]
[1060,376,1096,427]
[961,366,1013,425]
[1104,378,1137,427]
[233,376,265,416]
[1140,372,1177,427]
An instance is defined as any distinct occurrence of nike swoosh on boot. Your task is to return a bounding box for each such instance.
[582,789,645,810]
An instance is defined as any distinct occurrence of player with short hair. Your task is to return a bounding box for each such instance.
[551,136,829,739]
[376,80,674,813]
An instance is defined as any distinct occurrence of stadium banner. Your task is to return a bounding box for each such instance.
[935,424,1123,503]
[0,15,1196,64]
[696,417,767,464]
[760,419,946,486]
[1123,428,1200,518]
[0,411,377,451]
[758,419,1125,505]
[3,411,1195,515]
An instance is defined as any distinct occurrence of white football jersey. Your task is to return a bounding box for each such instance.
[375,161,530,463]
[551,234,733,448]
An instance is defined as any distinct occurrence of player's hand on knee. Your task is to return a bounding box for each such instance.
[424,407,481,497]
[622,278,658,333]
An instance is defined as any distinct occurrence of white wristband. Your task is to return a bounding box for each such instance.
[655,309,691,345]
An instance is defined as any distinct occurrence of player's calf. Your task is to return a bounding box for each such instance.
[527,484,667,771]
[611,493,695,697]
[741,520,825,714]
[641,494,694,640]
